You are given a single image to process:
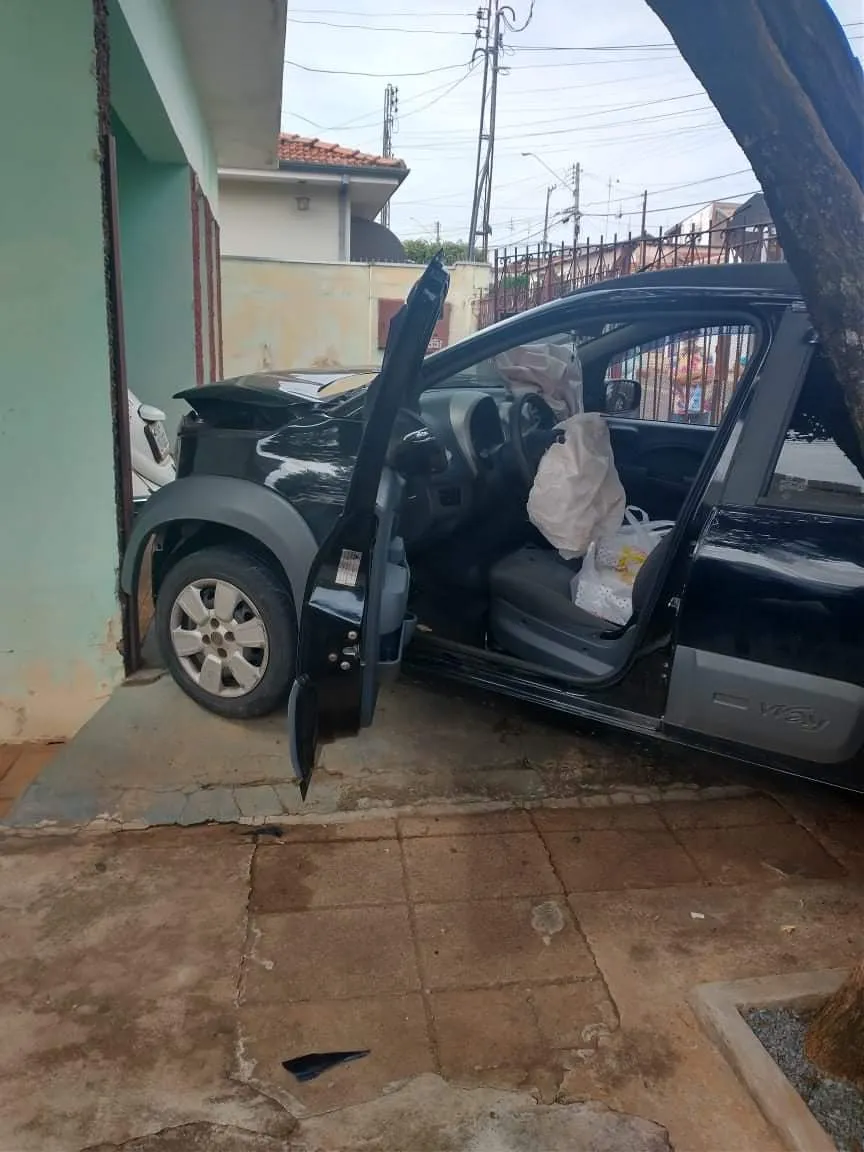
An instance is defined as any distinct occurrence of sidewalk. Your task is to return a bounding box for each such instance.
[0,788,861,1151]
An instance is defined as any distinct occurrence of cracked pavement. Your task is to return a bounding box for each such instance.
[0,786,862,1151]
[3,674,762,831]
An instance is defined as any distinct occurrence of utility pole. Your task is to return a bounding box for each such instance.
[640,188,648,268]
[571,162,581,250]
[468,1,506,262]
[380,83,398,228]
[542,185,555,252]
[435,220,441,244]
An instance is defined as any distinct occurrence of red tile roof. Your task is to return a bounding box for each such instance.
[278,133,406,171]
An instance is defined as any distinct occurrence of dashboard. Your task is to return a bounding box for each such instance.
[396,388,510,543]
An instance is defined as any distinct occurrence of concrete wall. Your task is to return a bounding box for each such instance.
[0,0,123,741]
[111,0,218,206]
[219,180,342,263]
[221,258,491,375]
[114,119,196,434]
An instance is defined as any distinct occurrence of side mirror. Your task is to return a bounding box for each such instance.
[605,377,641,416]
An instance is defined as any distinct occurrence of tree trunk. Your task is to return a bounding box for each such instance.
[644,0,864,455]
[805,959,864,1090]
[642,0,864,1086]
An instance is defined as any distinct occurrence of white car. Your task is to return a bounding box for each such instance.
[129,390,175,507]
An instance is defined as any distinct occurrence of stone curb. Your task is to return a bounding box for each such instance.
[690,969,847,1152]
[0,782,754,839]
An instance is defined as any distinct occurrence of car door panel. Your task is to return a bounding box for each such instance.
[665,319,864,786]
[607,418,715,519]
[289,257,450,796]
[665,507,864,767]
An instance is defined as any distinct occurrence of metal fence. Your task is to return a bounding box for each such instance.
[475,220,782,329]
[610,323,759,425]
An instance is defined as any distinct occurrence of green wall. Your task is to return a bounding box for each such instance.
[0,0,123,740]
[114,118,196,434]
[110,0,218,207]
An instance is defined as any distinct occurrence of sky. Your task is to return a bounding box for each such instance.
[281,0,864,251]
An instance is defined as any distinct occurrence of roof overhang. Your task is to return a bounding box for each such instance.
[172,0,288,169]
[219,163,408,219]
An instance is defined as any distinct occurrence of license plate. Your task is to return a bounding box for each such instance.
[145,420,171,462]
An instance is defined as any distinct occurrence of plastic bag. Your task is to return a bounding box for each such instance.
[572,507,674,625]
[527,413,626,560]
[494,341,583,418]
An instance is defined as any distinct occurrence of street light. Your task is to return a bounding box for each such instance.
[521,151,567,187]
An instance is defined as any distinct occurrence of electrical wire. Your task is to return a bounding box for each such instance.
[287,17,473,34]
[284,58,468,78]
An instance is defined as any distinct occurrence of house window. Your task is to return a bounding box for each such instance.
[763,347,864,516]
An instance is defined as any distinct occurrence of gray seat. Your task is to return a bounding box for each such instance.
[488,536,672,677]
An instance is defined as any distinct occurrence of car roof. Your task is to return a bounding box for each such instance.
[570,260,800,297]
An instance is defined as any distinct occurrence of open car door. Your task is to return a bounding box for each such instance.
[288,257,450,796]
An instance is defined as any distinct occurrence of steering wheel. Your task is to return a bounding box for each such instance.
[508,392,559,487]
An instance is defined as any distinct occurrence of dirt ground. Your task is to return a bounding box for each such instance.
[1,781,862,1152]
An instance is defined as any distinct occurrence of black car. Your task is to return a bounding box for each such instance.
[121,259,864,796]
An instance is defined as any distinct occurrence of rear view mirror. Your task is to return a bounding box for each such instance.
[605,378,641,416]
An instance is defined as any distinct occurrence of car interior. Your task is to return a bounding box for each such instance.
[391,310,762,683]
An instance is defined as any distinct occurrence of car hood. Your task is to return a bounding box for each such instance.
[175,369,378,411]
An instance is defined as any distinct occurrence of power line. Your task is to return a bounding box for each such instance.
[579,168,753,209]
[284,58,468,78]
[287,17,473,34]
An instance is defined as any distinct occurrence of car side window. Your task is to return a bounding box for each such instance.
[606,324,758,426]
[433,324,623,390]
[762,347,864,516]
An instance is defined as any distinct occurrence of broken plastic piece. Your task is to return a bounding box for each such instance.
[690,911,705,920]
[282,1050,370,1082]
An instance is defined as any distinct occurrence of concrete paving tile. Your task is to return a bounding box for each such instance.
[414,897,596,990]
[403,832,561,903]
[278,818,398,843]
[531,980,619,1049]
[398,810,533,838]
[570,881,864,1001]
[676,823,846,885]
[542,829,701,892]
[429,987,544,1077]
[234,785,282,819]
[251,840,405,911]
[659,795,792,829]
[179,788,239,825]
[531,805,664,833]
[772,785,864,829]
[244,906,420,1003]
[237,993,434,1113]
[812,821,864,877]
[0,839,260,1150]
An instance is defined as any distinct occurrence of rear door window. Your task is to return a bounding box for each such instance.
[762,347,864,516]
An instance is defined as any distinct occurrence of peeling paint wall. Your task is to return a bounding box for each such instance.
[221,258,492,375]
[0,0,124,742]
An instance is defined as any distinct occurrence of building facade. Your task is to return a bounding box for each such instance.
[0,0,286,741]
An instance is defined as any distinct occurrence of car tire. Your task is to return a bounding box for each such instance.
[155,546,296,719]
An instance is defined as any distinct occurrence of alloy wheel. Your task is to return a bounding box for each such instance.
[168,578,269,698]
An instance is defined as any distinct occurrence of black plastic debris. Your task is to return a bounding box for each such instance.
[282,1050,370,1082]
[241,826,283,838]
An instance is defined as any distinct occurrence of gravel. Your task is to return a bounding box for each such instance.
[745,1006,864,1152]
